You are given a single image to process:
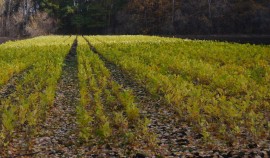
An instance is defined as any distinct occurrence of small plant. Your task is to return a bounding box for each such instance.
[104,89,117,107]
[126,103,139,122]
[97,122,112,139]
[124,131,135,145]
[1,105,16,148]
[76,104,93,142]
[113,112,128,131]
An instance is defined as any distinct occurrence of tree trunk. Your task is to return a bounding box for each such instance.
[172,0,175,23]
[0,0,3,36]
[107,0,112,33]
[5,0,12,36]
[0,12,3,36]
[2,15,6,36]
[22,0,32,36]
[208,0,212,18]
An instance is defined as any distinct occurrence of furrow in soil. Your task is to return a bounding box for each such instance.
[31,39,80,157]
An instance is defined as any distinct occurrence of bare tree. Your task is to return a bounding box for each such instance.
[172,0,175,23]
[208,0,212,18]
[74,0,78,7]
[0,0,4,35]
[21,0,31,35]
[4,0,13,36]
[106,0,113,33]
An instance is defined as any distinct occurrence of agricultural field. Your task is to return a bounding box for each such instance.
[0,35,269,157]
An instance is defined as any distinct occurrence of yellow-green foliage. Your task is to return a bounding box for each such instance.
[0,36,76,147]
[76,37,150,144]
[85,35,270,143]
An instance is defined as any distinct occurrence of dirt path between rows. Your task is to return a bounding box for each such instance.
[31,39,80,157]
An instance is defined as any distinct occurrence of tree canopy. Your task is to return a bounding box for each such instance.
[0,0,270,36]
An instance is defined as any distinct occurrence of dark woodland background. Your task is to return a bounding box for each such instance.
[0,0,270,37]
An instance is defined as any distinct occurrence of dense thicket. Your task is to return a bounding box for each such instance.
[0,0,270,36]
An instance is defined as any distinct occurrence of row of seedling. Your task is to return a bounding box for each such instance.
[76,37,155,149]
[0,36,75,155]
[0,36,72,87]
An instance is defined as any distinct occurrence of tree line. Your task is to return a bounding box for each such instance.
[0,0,270,36]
